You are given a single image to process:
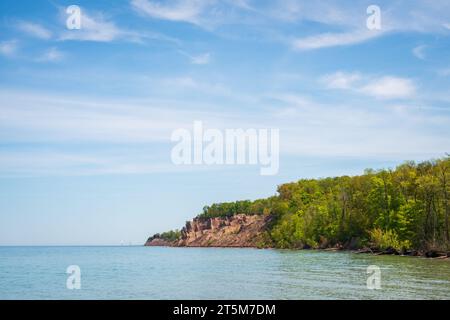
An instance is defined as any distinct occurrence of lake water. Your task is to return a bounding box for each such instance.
[0,246,449,299]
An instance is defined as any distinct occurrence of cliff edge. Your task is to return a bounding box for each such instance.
[145,214,270,247]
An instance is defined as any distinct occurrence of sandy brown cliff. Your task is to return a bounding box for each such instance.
[145,214,270,247]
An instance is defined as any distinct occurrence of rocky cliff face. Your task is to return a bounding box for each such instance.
[145,214,270,247]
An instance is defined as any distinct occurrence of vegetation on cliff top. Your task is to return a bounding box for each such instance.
[198,157,450,252]
[152,230,181,242]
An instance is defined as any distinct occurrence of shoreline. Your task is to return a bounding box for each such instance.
[145,243,450,260]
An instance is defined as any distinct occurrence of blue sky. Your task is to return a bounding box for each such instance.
[0,0,449,245]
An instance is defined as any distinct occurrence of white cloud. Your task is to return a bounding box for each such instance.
[267,0,363,27]
[228,0,253,11]
[320,72,361,89]
[0,40,18,57]
[0,91,181,143]
[58,8,175,44]
[292,30,383,51]
[387,1,450,33]
[130,0,258,29]
[413,45,427,60]
[17,21,52,39]
[0,89,257,176]
[265,92,450,161]
[131,0,212,24]
[278,0,450,34]
[59,10,134,42]
[37,47,64,62]
[0,88,447,176]
[161,76,231,95]
[190,52,211,64]
[129,0,450,37]
[360,77,416,100]
[321,72,416,100]
[0,89,242,144]
[178,50,211,64]
[128,0,450,50]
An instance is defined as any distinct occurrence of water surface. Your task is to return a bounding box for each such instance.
[0,246,449,299]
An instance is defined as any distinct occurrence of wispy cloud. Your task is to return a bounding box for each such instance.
[292,30,383,51]
[57,7,179,45]
[36,47,65,62]
[130,0,268,29]
[131,0,212,24]
[59,10,127,42]
[0,87,448,176]
[0,89,258,176]
[0,90,185,143]
[321,72,416,100]
[0,40,18,57]
[320,72,362,90]
[16,21,52,39]
[178,50,211,64]
[280,0,450,34]
[265,0,362,26]
[229,0,254,11]
[190,52,211,64]
[127,0,450,52]
[412,45,427,60]
[360,77,416,100]
[160,76,232,96]
[269,92,449,159]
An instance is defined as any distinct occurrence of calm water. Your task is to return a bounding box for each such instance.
[0,246,449,299]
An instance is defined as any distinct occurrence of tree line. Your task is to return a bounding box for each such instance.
[199,157,449,252]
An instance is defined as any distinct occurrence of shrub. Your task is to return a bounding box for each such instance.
[159,230,181,242]
[369,228,411,251]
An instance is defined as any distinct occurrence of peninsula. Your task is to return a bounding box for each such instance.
[146,157,450,258]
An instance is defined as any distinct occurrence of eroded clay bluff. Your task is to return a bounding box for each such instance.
[145,214,271,247]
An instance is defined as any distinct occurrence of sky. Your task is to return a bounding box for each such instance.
[0,0,449,245]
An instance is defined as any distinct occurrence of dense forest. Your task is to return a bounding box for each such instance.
[198,157,449,252]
